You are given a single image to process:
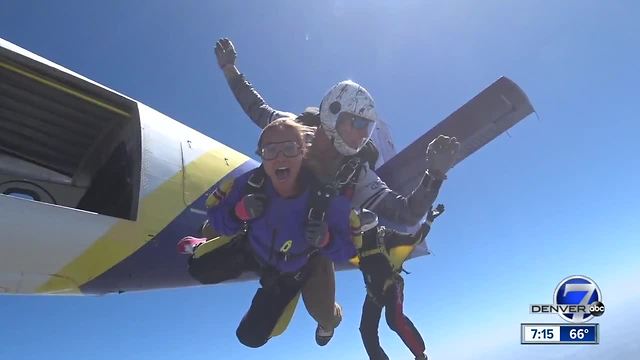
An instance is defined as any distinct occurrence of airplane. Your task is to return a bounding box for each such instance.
[0,37,534,295]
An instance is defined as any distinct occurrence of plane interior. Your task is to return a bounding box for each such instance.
[0,47,142,220]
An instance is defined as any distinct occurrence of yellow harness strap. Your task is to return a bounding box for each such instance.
[359,247,385,258]
[356,227,422,273]
[388,245,417,272]
[192,235,235,259]
[269,292,301,337]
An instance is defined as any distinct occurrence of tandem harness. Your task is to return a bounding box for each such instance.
[237,166,333,286]
[245,139,376,258]
[239,151,373,282]
[357,204,444,305]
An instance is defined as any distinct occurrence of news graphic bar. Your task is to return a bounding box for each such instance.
[559,324,598,343]
[521,323,599,344]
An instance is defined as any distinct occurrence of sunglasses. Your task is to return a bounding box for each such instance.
[259,141,302,160]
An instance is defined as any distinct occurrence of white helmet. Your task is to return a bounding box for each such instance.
[319,80,377,156]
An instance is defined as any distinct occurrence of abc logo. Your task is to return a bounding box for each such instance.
[589,301,605,317]
[554,275,603,323]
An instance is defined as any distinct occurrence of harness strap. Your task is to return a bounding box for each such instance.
[246,166,266,194]
[306,155,364,234]
[260,257,313,289]
[334,156,362,188]
[244,166,323,273]
[307,183,334,223]
[281,247,320,262]
[359,248,385,258]
[359,227,389,259]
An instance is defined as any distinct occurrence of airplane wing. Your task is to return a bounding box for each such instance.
[376,76,535,196]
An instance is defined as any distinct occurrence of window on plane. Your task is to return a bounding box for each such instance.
[0,181,56,203]
[5,190,38,201]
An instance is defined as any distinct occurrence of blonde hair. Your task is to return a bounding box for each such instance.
[257,117,314,156]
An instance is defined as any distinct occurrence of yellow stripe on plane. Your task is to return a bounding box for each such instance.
[37,148,249,294]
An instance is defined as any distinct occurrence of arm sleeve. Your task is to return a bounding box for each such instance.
[351,167,443,226]
[322,199,358,262]
[206,176,246,236]
[226,73,295,129]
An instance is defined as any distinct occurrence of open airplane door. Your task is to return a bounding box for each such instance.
[0,38,142,294]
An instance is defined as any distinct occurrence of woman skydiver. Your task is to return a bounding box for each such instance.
[179,117,360,348]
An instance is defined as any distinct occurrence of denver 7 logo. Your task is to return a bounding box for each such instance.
[554,276,602,323]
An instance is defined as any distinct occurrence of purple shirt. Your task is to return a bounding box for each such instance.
[207,169,356,273]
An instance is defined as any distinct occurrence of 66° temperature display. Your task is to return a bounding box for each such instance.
[521,323,599,344]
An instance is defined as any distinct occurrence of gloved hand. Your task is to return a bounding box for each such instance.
[428,204,445,222]
[214,38,237,69]
[305,219,330,248]
[425,135,460,179]
[234,193,266,221]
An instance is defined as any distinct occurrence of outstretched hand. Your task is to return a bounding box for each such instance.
[425,135,460,178]
[215,38,237,69]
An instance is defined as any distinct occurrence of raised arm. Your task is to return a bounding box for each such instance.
[215,38,294,129]
[353,135,459,226]
[353,168,443,226]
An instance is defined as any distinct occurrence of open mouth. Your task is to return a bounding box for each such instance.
[275,167,291,181]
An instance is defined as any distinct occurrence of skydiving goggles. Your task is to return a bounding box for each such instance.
[338,112,376,130]
[259,141,302,160]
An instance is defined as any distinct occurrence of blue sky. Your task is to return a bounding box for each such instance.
[1,1,639,359]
